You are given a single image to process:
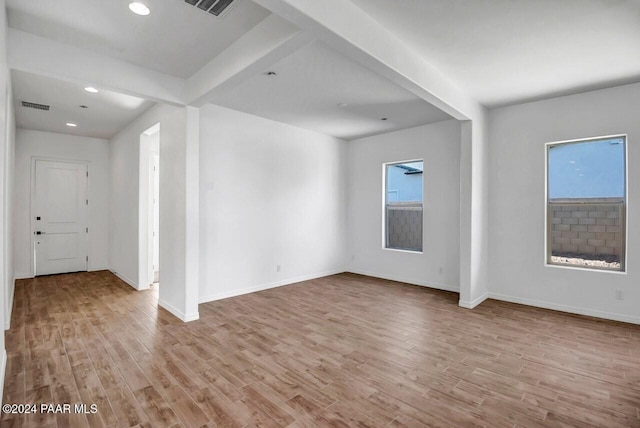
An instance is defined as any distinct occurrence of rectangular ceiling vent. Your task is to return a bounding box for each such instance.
[21,101,50,111]
[184,0,237,18]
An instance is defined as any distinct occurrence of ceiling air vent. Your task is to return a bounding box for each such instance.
[184,0,237,17]
[21,101,50,111]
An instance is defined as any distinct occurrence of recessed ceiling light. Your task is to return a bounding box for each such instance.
[84,87,99,93]
[129,2,150,16]
[264,71,277,76]
[66,122,78,127]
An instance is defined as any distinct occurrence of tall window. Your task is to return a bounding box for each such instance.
[547,136,626,271]
[384,160,423,252]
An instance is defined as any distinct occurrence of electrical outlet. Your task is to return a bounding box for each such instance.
[615,290,624,300]
[276,264,281,272]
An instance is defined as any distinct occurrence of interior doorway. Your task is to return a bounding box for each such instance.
[32,159,88,276]
[152,153,159,283]
[139,123,160,289]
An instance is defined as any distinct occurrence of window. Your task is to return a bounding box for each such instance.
[546,136,626,271]
[384,160,423,252]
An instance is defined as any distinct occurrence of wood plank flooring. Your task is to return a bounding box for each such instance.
[2,271,640,427]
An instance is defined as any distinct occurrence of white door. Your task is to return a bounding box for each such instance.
[33,160,89,276]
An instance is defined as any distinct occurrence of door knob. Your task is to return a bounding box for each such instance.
[35,231,45,235]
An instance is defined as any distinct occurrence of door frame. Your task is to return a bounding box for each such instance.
[30,156,91,277]
[139,123,160,290]
[151,153,159,282]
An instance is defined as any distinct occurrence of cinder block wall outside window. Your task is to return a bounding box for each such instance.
[549,197,624,258]
[387,202,423,251]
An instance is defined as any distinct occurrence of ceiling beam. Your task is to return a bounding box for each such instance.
[184,14,313,107]
[254,0,479,121]
[7,29,185,106]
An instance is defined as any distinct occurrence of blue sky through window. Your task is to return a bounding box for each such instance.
[548,137,625,199]
[386,161,423,202]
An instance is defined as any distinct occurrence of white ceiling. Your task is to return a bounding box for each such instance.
[351,0,640,107]
[212,41,453,140]
[10,0,633,141]
[12,70,155,139]
[6,0,271,78]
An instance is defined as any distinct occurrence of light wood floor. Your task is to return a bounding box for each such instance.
[2,271,640,427]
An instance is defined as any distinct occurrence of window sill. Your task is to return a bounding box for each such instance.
[545,262,626,275]
[383,247,423,255]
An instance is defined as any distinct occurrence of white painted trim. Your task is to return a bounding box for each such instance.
[199,269,346,304]
[14,273,32,280]
[381,248,424,255]
[488,292,640,325]
[4,279,14,330]
[544,262,627,275]
[0,349,6,405]
[544,134,629,273]
[143,123,160,136]
[459,291,489,309]
[183,312,199,322]
[381,158,425,252]
[346,269,460,293]
[110,270,140,290]
[139,125,160,295]
[158,298,199,322]
[88,266,110,272]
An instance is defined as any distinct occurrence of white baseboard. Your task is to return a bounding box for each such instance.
[89,266,109,272]
[347,269,460,293]
[199,269,345,304]
[488,292,640,325]
[459,291,489,309]
[158,298,199,322]
[110,270,139,290]
[14,273,32,280]
[0,349,6,405]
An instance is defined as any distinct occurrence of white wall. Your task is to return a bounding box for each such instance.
[110,109,165,289]
[0,0,11,400]
[110,103,199,321]
[347,120,461,291]
[110,114,141,287]
[459,110,491,308]
[199,104,348,302]
[13,130,110,276]
[488,82,640,324]
[3,74,14,329]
